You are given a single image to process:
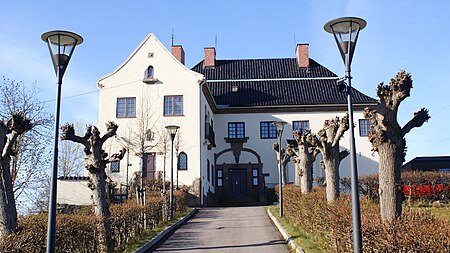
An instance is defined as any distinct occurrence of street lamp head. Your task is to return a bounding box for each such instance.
[272,121,287,136]
[42,30,83,78]
[324,17,366,65]
[165,125,180,140]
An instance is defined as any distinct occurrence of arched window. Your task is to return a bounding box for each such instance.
[146,66,154,79]
[178,152,187,171]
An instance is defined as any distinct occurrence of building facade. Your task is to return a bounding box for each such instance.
[92,33,379,206]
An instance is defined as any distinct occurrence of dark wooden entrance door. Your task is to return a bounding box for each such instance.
[143,153,156,179]
[229,169,247,204]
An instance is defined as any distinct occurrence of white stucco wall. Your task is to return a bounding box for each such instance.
[211,110,378,187]
[199,90,217,203]
[97,34,204,189]
[57,179,92,205]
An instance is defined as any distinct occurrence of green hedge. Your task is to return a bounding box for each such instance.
[279,185,450,252]
[0,190,187,252]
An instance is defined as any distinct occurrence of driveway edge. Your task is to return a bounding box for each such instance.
[133,208,198,253]
[267,207,305,253]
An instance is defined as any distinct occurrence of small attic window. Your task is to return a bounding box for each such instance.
[143,66,158,84]
[146,66,154,78]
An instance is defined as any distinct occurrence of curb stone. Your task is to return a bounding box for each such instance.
[267,207,305,253]
[133,208,198,253]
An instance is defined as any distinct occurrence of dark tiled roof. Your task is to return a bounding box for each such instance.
[58,176,89,181]
[192,58,337,80]
[192,58,376,108]
[208,79,375,107]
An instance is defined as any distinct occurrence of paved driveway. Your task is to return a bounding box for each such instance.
[154,206,289,253]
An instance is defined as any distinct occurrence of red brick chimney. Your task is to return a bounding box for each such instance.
[172,45,185,65]
[296,43,309,68]
[204,47,216,68]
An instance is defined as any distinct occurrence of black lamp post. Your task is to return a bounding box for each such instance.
[324,17,366,253]
[165,125,179,220]
[273,121,286,217]
[42,30,83,253]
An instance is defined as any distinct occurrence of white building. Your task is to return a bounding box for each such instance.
[93,33,378,206]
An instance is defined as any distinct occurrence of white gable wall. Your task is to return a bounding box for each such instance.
[97,34,204,190]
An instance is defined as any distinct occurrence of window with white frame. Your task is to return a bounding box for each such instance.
[293,120,309,135]
[359,119,372,137]
[228,122,245,139]
[260,121,277,139]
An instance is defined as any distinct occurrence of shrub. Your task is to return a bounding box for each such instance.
[0,190,187,252]
[341,171,450,202]
[279,185,450,252]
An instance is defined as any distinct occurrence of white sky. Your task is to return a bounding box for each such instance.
[1,0,449,162]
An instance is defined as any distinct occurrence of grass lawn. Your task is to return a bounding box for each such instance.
[404,202,450,222]
[116,209,192,253]
[268,205,327,253]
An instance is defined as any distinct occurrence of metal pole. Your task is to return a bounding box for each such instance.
[126,148,129,199]
[345,54,362,253]
[278,131,283,217]
[169,135,174,219]
[46,68,63,253]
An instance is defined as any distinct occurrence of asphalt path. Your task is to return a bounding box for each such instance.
[153,206,290,253]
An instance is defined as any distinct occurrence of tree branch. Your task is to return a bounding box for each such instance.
[100,121,118,144]
[107,148,126,163]
[339,150,350,161]
[61,123,89,147]
[332,113,349,147]
[3,111,33,157]
[401,108,430,137]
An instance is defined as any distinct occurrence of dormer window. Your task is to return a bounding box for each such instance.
[143,65,158,84]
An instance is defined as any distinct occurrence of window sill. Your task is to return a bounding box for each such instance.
[116,116,136,119]
[163,114,185,117]
[143,77,158,84]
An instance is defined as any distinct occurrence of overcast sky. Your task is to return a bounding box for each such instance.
[1,0,449,162]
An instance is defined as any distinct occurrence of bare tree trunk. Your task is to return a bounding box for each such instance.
[378,142,404,223]
[0,112,32,235]
[273,143,291,186]
[0,161,17,235]
[89,170,112,253]
[294,163,301,186]
[297,156,314,193]
[323,158,339,202]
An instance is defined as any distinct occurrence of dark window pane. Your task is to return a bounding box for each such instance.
[111,161,120,173]
[293,120,309,135]
[178,152,187,170]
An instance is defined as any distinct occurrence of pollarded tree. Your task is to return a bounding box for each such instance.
[0,111,32,235]
[61,121,125,253]
[364,70,430,223]
[309,114,350,202]
[291,129,320,193]
[272,142,291,185]
[0,78,52,212]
